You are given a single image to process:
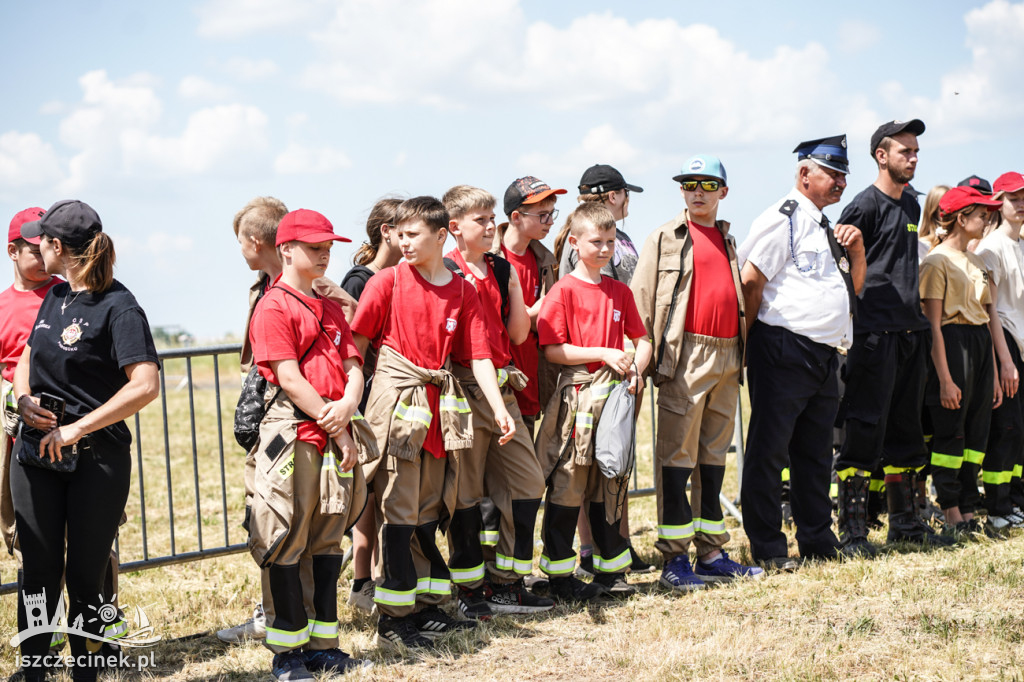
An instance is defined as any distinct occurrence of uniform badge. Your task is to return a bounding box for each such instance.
[839,257,850,274]
[333,330,342,346]
[445,318,457,332]
[613,309,621,322]
[61,322,83,346]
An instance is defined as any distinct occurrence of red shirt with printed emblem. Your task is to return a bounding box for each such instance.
[351,262,491,457]
[446,249,511,368]
[0,277,61,382]
[251,282,362,453]
[538,274,647,373]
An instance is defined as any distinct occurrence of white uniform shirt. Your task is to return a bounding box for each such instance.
[738,188,853,349]
[975,229,1024,354]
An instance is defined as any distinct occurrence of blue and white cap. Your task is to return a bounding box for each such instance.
[672,154,727,186]
[793,135,849,174]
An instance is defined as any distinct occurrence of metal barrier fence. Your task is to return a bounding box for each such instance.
[0,343,745,595]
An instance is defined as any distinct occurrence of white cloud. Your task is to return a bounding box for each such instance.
[837,20,882,54]
[0,132,65,191]
[178,75,233,100]
[299,3,847,144]
[879,0,1024,146]
[39,101,65,116]
[196,0,328,38]
[221,57,280,82]
[273,142,352,174]
[122,104,270,175]
[518,124,642,178]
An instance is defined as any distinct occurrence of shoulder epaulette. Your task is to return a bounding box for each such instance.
[779,199,798,217]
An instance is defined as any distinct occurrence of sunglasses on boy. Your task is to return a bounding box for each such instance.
[518,208,560,224]
[680,179,722,192]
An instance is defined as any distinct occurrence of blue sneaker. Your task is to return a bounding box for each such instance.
[304,648,373,674]
[659,555,705,592]
[695,551,766,583]
[271,651,314,681]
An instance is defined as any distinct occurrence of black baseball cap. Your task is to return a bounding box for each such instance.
[503,176,567,216]
[578,164,643,195]
[20,199,103,247]
[957,175,993,195]
[870,119,925,156]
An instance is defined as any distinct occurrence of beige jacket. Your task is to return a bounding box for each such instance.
[535,364,622,472]
[630,209,746,387]
[248,393,374,567]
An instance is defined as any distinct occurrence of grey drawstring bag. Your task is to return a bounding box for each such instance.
[594,378,636,480]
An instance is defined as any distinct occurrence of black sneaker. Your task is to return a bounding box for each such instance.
[486,578,555,614]
[409,605,477,640]
[574,553,594,578]
[376,614,434,651]
[303,648,373,674]
[548,574,607,603]
[271,651,314,681]
[628,545,655,574]
[592,572,637,597]
[457,584,494,621]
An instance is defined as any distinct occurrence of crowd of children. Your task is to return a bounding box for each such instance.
[5,143,1024,680]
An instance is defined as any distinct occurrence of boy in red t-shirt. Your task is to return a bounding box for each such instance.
[497,176,566,432]
[441,185,553,619]
[1,208,60,558]
[352,196,514,651]
[249,209,370,679]
[536,203,652,601]
[631,154,763,592]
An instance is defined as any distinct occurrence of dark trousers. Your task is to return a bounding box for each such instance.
[927,325,993,513]
[742,323,841,561]
[987,328,1023,516]
[836,329,931,474]
[12,437,130,682]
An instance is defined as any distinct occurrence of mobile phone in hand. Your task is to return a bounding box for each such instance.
[38,392,65,425]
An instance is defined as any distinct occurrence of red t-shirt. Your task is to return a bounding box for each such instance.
[351,262,491,457]
[250,282,361,452]
[502,245,541,415]
[683,222,740,339]
[538,274,647,373]
[446,249,511,368]
[0,277,61,382]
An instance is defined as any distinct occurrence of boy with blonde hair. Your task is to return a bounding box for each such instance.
[442,185,554,618]
[536,202,652,600]
[352,196,515,650]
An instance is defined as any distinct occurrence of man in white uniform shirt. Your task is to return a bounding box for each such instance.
[738,135,866,568]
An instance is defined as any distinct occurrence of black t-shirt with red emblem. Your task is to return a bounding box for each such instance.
[27,279,158,446]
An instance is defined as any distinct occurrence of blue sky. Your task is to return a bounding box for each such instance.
[3,0,1022,338]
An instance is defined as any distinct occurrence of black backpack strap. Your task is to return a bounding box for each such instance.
[443,257,464,278]
[483,252,512,326]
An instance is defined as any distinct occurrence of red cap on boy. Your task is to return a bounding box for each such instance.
[275,209,352,246]
[8,207,46,244]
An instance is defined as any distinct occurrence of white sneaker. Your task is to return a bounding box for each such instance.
[216,603,266,643]
[987,515,1012,531]
[347,580,376,615]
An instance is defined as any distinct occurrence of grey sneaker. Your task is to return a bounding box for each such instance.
[216,603,266,643]
[348,580,377,615]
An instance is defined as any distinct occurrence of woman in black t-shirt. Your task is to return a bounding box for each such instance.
[12,200,159,682]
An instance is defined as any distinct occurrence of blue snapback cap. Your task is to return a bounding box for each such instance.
[672,154,727,186]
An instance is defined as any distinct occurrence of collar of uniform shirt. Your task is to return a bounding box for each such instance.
[788,188,825,225]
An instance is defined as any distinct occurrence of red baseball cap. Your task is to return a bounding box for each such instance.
[993,172,1024,195]
[275,209,351,246]
[8,207,46,244]
[938,186,1002,216]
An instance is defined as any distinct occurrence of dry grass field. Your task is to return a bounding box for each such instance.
[2,351,1023,680]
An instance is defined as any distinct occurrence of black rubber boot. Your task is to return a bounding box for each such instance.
[886,472,955,546]
[837,475,877,557]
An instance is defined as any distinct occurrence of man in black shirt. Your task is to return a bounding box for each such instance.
[833,119,953,554]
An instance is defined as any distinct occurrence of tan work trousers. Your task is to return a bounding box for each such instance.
[655,333,740,558]
[261,440,358,654]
